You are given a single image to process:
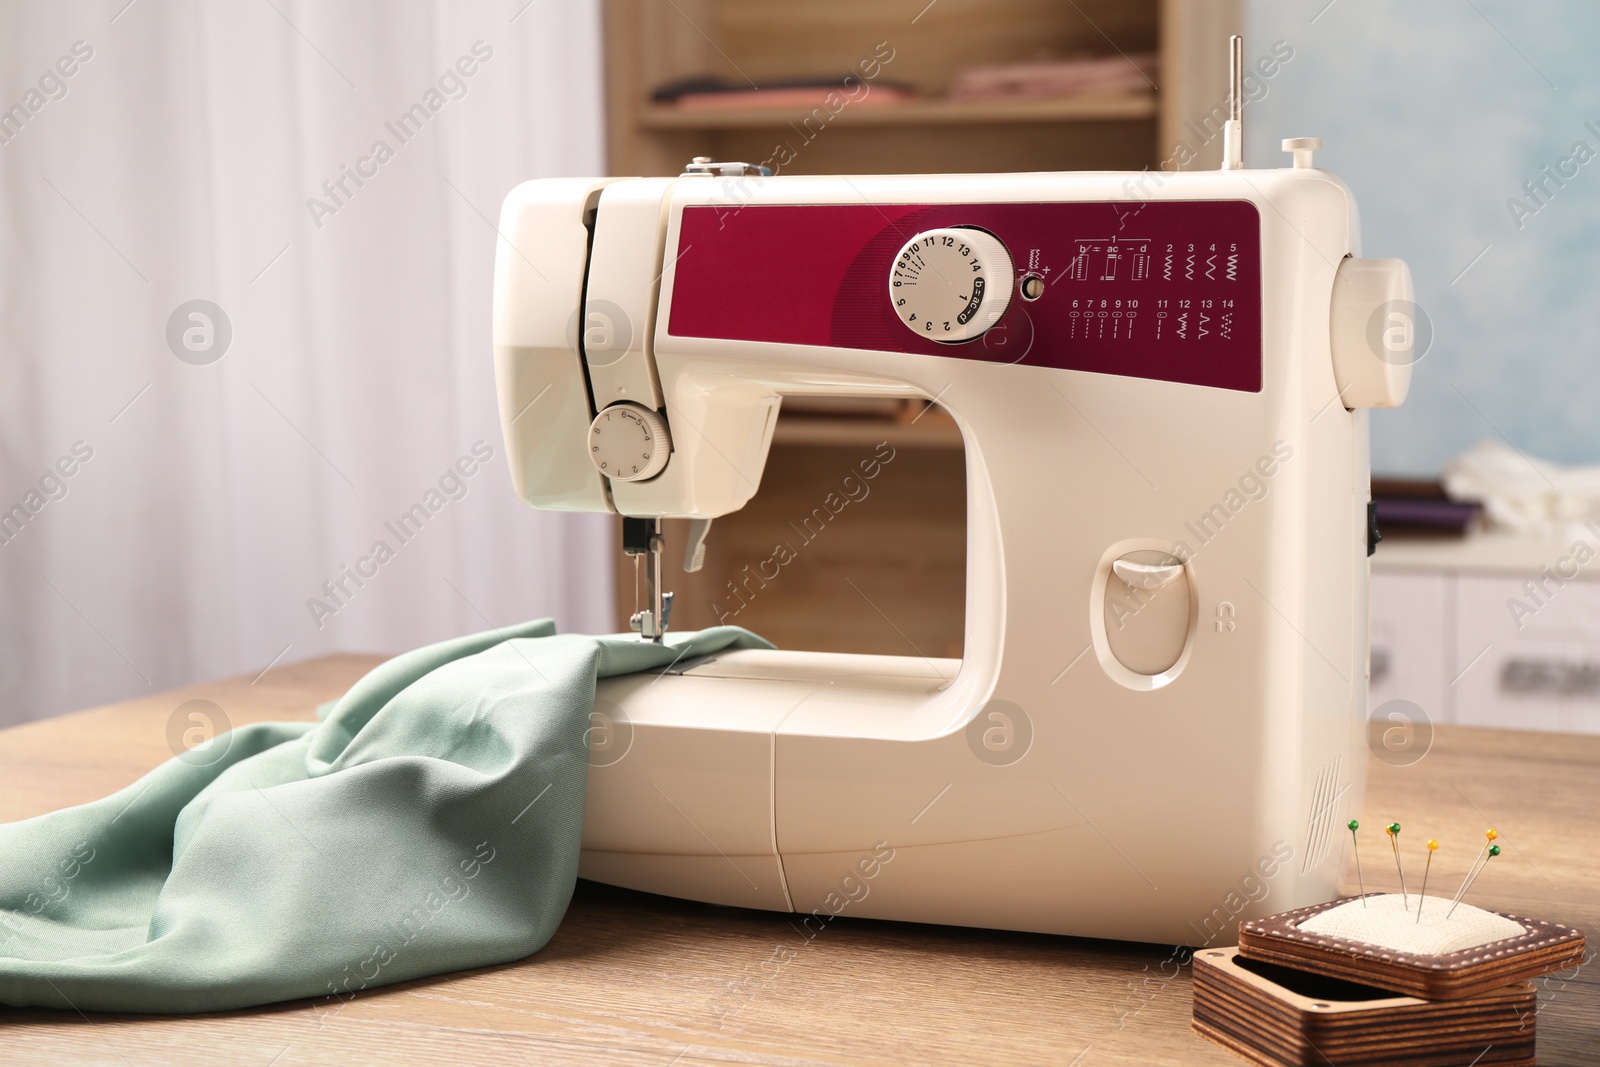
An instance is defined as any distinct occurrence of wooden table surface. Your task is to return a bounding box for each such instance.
[2,656,1596,1066]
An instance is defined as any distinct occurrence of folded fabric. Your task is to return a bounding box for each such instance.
[1442,438,1600,538]
[0,621,770,1013]
[946,53,1158,103]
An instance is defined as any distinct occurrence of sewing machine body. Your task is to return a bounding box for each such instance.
[493,153,1412,944]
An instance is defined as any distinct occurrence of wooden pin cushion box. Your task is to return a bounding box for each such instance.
[1193,895,1587,1067]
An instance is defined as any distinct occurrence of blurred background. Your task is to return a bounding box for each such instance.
[3,1,1597,736]
[0,1,615,726]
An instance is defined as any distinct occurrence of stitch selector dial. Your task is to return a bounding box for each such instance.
[589,402,670,481]
[889,227,1015,342]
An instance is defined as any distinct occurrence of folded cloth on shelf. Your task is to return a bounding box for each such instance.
[1442,438,1600,538]
[0,620,770,1013]
[946,53,1158,103]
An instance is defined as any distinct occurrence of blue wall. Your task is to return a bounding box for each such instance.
[1246,2,1600,475]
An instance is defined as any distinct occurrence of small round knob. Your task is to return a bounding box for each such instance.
[589,402,670,481]
[1282,137,1322,169]
[889,227,1014,343]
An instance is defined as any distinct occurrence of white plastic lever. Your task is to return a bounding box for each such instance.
[684,518,712,573]
[1113,559,1185,591]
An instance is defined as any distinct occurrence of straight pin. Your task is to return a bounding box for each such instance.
[1446,830,1501,919]
[1386,822,1408,910]
[1446,845,1501,919]
[1416,839,1438,924]
[1348,819,1367,906]
[1459,828,1499,896]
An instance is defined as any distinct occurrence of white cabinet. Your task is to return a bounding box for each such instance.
[1453,575,1600,733]
[1370,534,1600,735]
[1369,572,1450,720]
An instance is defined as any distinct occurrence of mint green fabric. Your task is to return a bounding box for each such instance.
[0,621,770,1013]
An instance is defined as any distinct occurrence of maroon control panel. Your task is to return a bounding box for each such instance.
[666,200,1262,392]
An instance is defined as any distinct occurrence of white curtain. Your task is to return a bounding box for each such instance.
[0,0,614,726]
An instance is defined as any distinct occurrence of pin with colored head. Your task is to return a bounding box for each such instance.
[1386,822,1409,910]
[1348,819,1367,906]
[1446,831,1501,919]
[1416,839,1439,924]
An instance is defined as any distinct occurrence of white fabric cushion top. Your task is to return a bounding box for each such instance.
[1298,893,1525,955]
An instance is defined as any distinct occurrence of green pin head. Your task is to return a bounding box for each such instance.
[1488,844,1501,857]
[1348,819,1359,831]
[1387,822,1401,836]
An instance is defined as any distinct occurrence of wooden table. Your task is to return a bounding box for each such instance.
[2,657,1596,1066]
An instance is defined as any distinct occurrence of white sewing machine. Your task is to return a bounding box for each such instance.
[493,42,1413,945]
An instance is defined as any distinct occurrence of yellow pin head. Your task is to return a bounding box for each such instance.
[1486,828,1499,842]
[1427,839,1439,851]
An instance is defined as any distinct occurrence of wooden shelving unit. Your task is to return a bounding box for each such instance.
[604,0,1240,177]
[600,0,1241,650]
